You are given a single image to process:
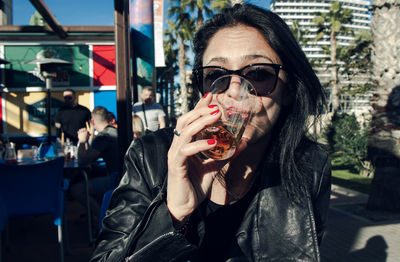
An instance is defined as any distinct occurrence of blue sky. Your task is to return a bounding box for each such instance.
[13,0,269,26]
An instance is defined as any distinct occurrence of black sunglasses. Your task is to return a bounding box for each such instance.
[63,95,73,100]
[193,63,284,96]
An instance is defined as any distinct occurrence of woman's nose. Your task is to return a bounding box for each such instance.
[226,75,242,100]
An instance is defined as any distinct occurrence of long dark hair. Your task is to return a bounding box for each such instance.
[192,4,326,202]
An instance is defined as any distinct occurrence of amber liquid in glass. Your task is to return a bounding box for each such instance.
[201,124,237,160]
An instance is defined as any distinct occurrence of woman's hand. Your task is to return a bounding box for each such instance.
[167,93,226,226]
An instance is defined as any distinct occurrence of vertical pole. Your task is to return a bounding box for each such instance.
[46,77,52,144]
[114,0,133,171]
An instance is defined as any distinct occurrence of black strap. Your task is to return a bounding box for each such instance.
[141,103,148,129]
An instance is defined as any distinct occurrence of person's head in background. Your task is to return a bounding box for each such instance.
[132,115,144,139]
[141,86,155,106]
[91,106,109,132]
[63,89,77,107]
[192,4,325,198]
[107,111,118,128]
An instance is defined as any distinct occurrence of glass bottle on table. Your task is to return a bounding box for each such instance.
[64,138,72,163]
[4,142,17,163]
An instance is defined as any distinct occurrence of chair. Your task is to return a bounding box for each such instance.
[98,171,120,232]
[0,196,7,262]
[38,143,56,158]
[0,157,66,262]
[110,171,121,188]
[98,189,113,232]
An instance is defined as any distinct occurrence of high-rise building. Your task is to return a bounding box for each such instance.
[0,0,12,25]
[270,0,372,115]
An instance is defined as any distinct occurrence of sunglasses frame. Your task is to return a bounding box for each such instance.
[193,63,284,96]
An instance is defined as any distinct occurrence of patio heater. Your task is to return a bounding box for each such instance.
[0,58,10,65]
[25,58,72,144]
[0,58,10,89]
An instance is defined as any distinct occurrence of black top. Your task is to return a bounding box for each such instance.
[54,104,91,144]
[195,184,258,262]
[78,126,119,173]
[89,128,331,262]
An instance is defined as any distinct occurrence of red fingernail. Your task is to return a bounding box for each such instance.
[210,109,219,115]
[208,105,217,108]
[207,139,216,145]
[203,92,210,99]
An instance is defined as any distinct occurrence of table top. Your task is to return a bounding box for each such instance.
[0,158,88,169]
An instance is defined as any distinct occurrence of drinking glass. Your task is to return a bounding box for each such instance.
[197,75,257,160]
[4,142,17,163]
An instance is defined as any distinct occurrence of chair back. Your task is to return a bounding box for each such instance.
[109,171,121,188]
[0,196,7,231]
[38,144,56,158]
[98,189,113,232]
[0,157,65,225]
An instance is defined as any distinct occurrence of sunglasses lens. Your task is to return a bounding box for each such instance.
[202,68,228,93]
[243,65,278,96]
[196,64,281,96]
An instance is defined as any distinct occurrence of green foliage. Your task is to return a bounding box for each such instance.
[332,169,372,194]
[325,113,369,173]
[312,1,354,56]
[289,20,310,47]
[211,0,231,11]
[340,30,375,94]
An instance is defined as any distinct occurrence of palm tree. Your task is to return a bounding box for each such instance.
[158,26,178,121]
[211,0,243,11]
[168,2,195,114]
[367,0,400,211]
[313,1,353,112]
[181,0,213,29]
[340,30,374,96]
[290,20,310,49]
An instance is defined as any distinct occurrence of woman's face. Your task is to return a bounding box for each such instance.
[202,24,289,145]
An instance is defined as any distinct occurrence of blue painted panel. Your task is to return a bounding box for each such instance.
[94,90,117,120]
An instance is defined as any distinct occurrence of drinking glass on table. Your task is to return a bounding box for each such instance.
[4,142,17,163]
[197,75,257,160]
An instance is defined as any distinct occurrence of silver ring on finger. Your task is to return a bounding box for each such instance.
[173,129,181,137]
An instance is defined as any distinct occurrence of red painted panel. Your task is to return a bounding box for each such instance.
[93,45,116,86]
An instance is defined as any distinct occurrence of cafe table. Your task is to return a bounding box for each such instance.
[63,158,95,243]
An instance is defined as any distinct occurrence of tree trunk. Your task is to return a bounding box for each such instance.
[178,39,188,114]
[169,69,175,123]
[367,0,400,211]
[196,9,203,29]
[330,30,340,112]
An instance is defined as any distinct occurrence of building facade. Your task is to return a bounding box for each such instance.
[0,26,117,137]
[270,0,372,116]
[0,0,12,25]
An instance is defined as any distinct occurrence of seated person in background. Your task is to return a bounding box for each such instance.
[55,89,91,144]
[107,111,118,128]
[132,115,144,139]
[71,106,119,228]
[77,106,119,173]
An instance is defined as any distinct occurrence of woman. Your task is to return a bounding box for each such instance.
[91,4,331,262]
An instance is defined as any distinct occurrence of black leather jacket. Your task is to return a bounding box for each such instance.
[90,128,331,262]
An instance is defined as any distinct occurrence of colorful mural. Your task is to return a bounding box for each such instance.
[3,45,90,88]
[1,44,116,137]
[4,91,91,135]
[93,45,116,86]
